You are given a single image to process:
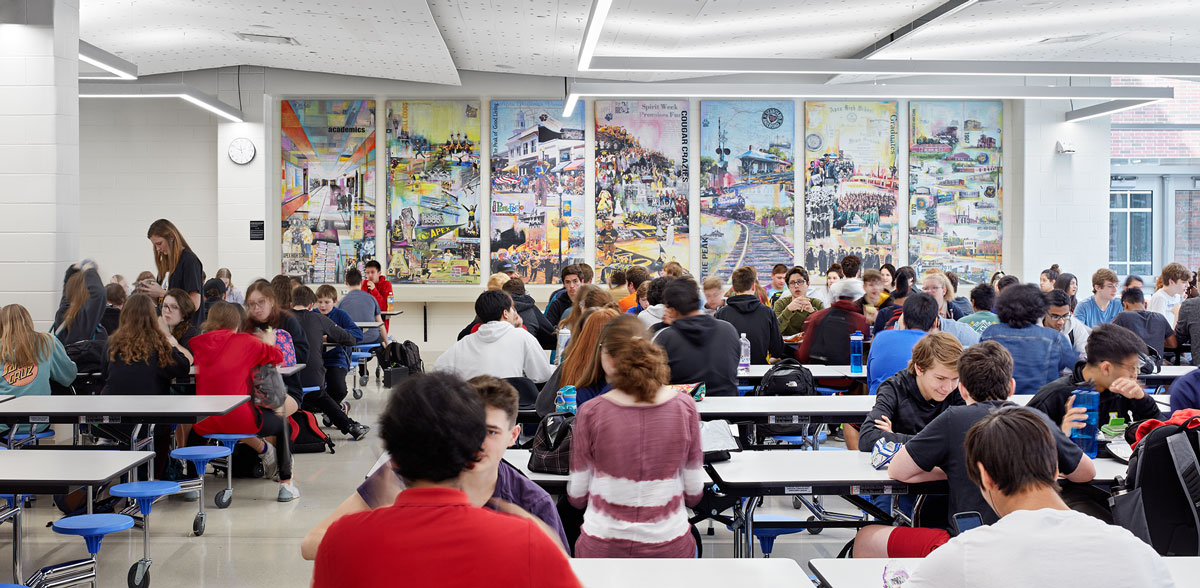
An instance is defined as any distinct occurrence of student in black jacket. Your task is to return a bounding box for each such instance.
[651,278,740,396]
[715,266,785,364]
[858,332,964,451]
[503,278,556,350]
[101,283,125,336]
[54,261,107,345]
[292,286,369,440]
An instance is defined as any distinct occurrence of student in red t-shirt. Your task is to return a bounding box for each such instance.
[313,373,580,588]
[362,260,393,331]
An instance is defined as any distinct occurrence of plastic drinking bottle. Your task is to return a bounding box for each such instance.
[387,292,394,311]
[1070,388,1100,458]
[738,333,751,376]
[554,386,578,414]
[553,328,571,365]
[850,331,864,374]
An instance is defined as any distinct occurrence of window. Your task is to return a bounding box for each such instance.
[1109,190,1153,277]
[1176,190,1200,270]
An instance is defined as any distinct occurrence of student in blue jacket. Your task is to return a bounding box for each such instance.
[315,285,364,407]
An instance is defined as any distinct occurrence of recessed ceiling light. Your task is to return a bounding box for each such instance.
[495,64,515,69]
[1036,34,1099,45]
[235,32,300,45]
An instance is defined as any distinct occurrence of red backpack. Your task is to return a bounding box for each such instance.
[288,410,335,454]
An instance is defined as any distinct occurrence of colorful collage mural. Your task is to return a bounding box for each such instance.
[803,101,900,281]
[699,100,795,282]
[385,100,482,284]
[908,101,1003,285]
[280,100,376,284]
[489,101,586,283]
[594,100,690,280]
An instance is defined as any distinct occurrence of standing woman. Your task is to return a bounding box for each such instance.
[1054,273,1079,312]
[0,305,76,437]
[54,260,107,345]
[568,315,703,558]
[216,268,244,305]
[162,288,200,349]
[140,219,204,325]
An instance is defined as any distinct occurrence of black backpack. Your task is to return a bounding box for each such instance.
[804,307,854,365]
[379,340,424,374]
[288,410,336,454]
[753,359,816,397]
[1111,415,1200,555]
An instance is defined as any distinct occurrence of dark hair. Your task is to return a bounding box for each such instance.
[364,260,383,272]
[965,406,1059,495]
[826,263,843,278]
[501,277,527,297]
[840,255,861,278]
[475,290,514,323]
[1121,287,1145,306]
[958,341,1013,402]
[466,375,519,427]
[1085,323,1147,367]
[292,285,316,307]
[662,278,700,315]
[243,279,293,331]
[1054,272,1078,310]
[969,283,995,311]
[731,266,756,293]
[1124,275,1144,289]
[560,264,582,282]
[995,284,1047,328]
[901,292,940,331]
[771,263,788,276]
[945,271,960,292]
[577,263,595,284]
[609,270,627,287]
[996,274,1020,292]
[105,283,127,306]
[990,271,1007,286]
[345,268,363,287]
[380,373,486,484]
[892,266,918,299]
[880,263,898,284]
[270,275,294,309]
[785,266,810,285]
[625,265,652,289]
[1041,264,1060,283]
[164,288,196,341]
[647,276,672,306]
[1044,288,1071,308]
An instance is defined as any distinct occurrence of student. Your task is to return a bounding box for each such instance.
[102,294,192,477]
[880,263,897,291]
[1124,274,1145,292]
[922,272,964,320]
[1039,264,1061,292]
[1113,287,1176,356]
[1043,288,1090,359]
[1175,290,1200,366]
[660,261,684,278]
[189,302,298,501]
[904,407,1173,588]
[840,255,862,280]
[651,279,740,397]
[766,263,789,305]
[853,341,1094,558]
[434,290,554,383]
[536,308,621,416]
[795,279,869,365]
[626,281,650,316]
[110,274,131,296]
[617,265,652,314]
[139,219,203,317]
[980,284,1077,396]
[867,293,940,395]
[291,286,367,440]
[503,278,556,350]
[485,272,510,291]
[568,317,703,558]
[546,264,585,325]
[1167,367,1200,412]
[199,277,227,324]
[312,374,581,587]
[606,269,627,304]
[858,269,892,324]
[819,263,843,306]
[215,267,244,305]
[339,268,387,344]
[270,275,296,310]
[1027,323,1163,433]
[101,283,125,336]
[773,266,824,336]
[874,266,917,333]
[1148,261,1189,327]
[716,267,786,364]
[163,288,200,350]
[945,272,972,318]
[53,260,107,345]
[0,304,76,436]
[578,262,596,284]
[1073,268,1121,327]
[638,276,671,329]
[362,259,394,331]
[1054,272,1079,311]
[314,285,364,406]
[958,283,998,335]
[560,285,619,336]
[995,274,1020,295]
[702,276,725,314]
[859,332,964,451]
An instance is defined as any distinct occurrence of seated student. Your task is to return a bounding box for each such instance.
[766,263,789,305]
[536,308,621,416]
[163,288,201,349]
[702,276,725,314]
[199,278,228,325]
[313,285,364,407]
[922,271,965,320]
[1167,365,1200,412]
[794,278,869,364]
[302,376,571,560]
[606,269,627,304]
[867,293,940,395]
[486,272,510,291]
[816,263,843,306]
[53,260,107,344]
[1148,261,1189,327]
[858,269,892,324]
[215,267,244,305]
[0,304,76,437]
[994,274,1020,297]
[338,268,388,345]
[853,341,1095,558]
[560,285,620,339]
[874,266,917,333]
[1074,268,1122,328]
[568,317,703,558]
[1113,287,1176,356]
[1175,289,1200,366]
[623,281,648,316]
[935,311,980,347]
[1125,274,1145,292]
[101,283,125,336]
[1028,323,1163,432]
[1055,272,1080,311]
[651,278,740,397]
[435,290,554,383]
[312,374,581,588]
[503,278,556,350]
[617,265,652,314]
[637,276,671,328]
[905,406,1174,588]
[859,332,964,451]
[958,283,998,335]
[291,286,367,440]
[980,284,1077,396]
[361,259,394,332]
[716,267,786,364]
[546,264,585,325]
[773,266,824,336]
[945,272,973,318]
[1043,288,1090,359]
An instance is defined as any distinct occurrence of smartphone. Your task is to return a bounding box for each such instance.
[952,511,984,535]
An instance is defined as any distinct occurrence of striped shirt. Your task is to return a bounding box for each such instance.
[567,391,704,558]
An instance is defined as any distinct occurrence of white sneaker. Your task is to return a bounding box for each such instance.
[258,443,278,480]
[278,482,300,502]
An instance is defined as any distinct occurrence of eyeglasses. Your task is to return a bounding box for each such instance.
[162,303,180,312]
[1048,312,1071,321]
[246,300,270,309]
[787,280,807,287]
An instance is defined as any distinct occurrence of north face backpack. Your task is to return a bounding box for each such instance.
[288,410,335,454]
[753,359,816,397]
[1111,415,1200,555]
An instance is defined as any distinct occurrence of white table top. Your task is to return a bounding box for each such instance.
[570,558,802,587]
[1152,365,1195,378]
[380,310,403,317]
[355,321,384,329]
[187,363,304,376]
[809,556,1200,587]
[0,394,247,421]
[0,450,153,490]
[504,449,567,490]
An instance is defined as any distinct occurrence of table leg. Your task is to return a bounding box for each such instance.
[744,496,758,558]
[86,486,93,515]
[11,503,21,584]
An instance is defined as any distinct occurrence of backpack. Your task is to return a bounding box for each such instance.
[229,442,266,478]
[251,365,286,409]
[379,340,424,387]
[804,307,854,364]
[274,329,297,367]
[528,412,574,475]
[1111,414,1200,555]
[288,410,335,454]
[752,359,817,441]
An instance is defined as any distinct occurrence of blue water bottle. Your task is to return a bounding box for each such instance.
[1070,388,1100,458]
[850,331,864,374]
[554,386,578,414]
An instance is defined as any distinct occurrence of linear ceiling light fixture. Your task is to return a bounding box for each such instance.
[851,0,979,60]
[1065,99,1160,123]
[79,82,245,122]
[78,41,138,80]
[577,0,614,72]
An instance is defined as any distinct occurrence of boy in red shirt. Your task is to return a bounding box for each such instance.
[313,373,580,588]
[362,260,393,331]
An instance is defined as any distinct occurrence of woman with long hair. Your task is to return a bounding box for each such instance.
[535,307,619,415]
[880,263,898,291]
[0,304,76,436]
[921,271,964,320]
[559,284,619,335]
[1054,272,1079,312]
[270,275,296,310]
[215,268,244,305]
[53,260,107,345]
[568,314,703,558]
[163,288,200,349]
[138,219,204,321]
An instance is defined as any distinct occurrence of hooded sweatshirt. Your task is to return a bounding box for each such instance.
[513,293,557,350]
[637,304,666,329]
[190,329,283,436]
[714,294,785,364]
[651,314,740,397]
[434,321,555,383]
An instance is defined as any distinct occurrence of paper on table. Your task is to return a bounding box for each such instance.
[700,419,740,453]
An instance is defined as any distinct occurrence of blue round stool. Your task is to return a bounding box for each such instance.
[49,513,134,587]
[110,481,180,588]
[0,584,31,587]
[169,445,231,536]
[202,434,258,507]
[350,343,381,398]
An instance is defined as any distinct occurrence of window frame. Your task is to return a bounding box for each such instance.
[1108,189,1154,278]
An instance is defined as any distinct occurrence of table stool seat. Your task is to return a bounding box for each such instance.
[52,513,134,555]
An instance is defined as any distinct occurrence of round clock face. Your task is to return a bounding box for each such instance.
[228,137,255,165]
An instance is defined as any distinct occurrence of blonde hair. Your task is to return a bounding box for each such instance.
[0,304,52,368]
[908,332,964,375]
[702,276,723,291]
[486,272,511,291]
[922,271,956,303]
[147,219,193,282]
[662,261,685,278]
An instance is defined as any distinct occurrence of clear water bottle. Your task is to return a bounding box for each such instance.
[738,333,751,376]
[850,331,864,374]
[553,327,571,365]
[1070,388,1100,458]
[554,385,578,414]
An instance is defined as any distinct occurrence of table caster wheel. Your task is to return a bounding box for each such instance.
[193,512,206,536]
[215,488,232,509]
[806,515,823,535]
[128,560,150,588]
[352,388,363,400]
[792,496,803,509]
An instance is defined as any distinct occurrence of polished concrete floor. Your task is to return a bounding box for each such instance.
[2,375,860,587]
